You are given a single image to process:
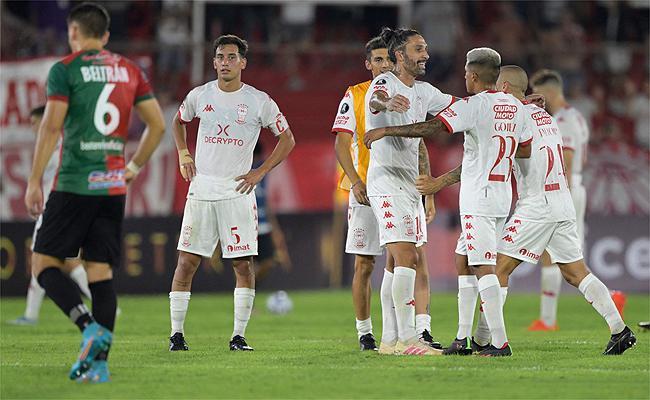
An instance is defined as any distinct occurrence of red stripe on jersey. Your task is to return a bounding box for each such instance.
[177,110,191,125]
[520,138,532,146]
[332,128,354,135]
[47,95,69,103]
[60,50,85,65]
[432,96,458,118]
[436,115,453,134]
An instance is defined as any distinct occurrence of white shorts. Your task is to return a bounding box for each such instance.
[177,193,258,259]
[571,184,586,245]
[498,217,583,264]
[455,215,506,266]
[346,203,382,256]
[369,195,427,248]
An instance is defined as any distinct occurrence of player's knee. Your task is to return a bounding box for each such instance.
[176,255,200,277]
[393,248,418,267]
[454,254,471,275]
[233,258,254,277]
[354,256,374,278]
[559,260,588,287]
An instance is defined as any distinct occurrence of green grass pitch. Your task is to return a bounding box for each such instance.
[1,291,648,399]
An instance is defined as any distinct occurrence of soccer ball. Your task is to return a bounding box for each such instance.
[266,290,293,315]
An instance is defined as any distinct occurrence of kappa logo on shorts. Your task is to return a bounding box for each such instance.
[513,219,522,224]
[381,201,392,209]
[502,235,514,243]
[353,228,367,249]
[467,244,476,251]
[506,226,518,233]
[403,215,414,236]
[383,211,394,219]
[484,252,496,260]
[385,222,396,229]
[466,233,475,240]
[181,226,192,247]
[465,223,474,230]
[519,248,540,260]
[464,215,473,219]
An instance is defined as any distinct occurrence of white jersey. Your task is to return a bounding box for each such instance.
[555,106,589,187]
[512,103,576,222]
[178,81,289,201]
[437,90,533,217]
[365,72,453,199]
[43,138,62,198]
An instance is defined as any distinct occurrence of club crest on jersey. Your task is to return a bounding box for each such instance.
[353,228,367,249]
[236,104,249,124]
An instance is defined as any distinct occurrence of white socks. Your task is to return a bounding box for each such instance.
[380,269,398,344]
[232,288,255,338]
[69,265,92,300]
[392,267,417,343]
[578,274,625,335]
[169,291,191,335]
[540,265,562,326]
[478,274,508,348]
[456,275,478,340]
[24,275,45,321]
[356,318,372,338]
[415,314,431,335]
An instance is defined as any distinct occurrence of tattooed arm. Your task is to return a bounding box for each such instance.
[415,164,462,196]
[364,118,450,148]
[418,139,430,175]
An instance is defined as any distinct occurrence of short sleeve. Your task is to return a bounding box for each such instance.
[260,95,289,136]
[331,89,356,135]
[177,87,199,124]
[424,84,454,116]
[435,96,478,133]
[556,116,577,150]
[519,116,533,146]
[46,62,70,102]
[134,66,154,104]
[369,75,395,103]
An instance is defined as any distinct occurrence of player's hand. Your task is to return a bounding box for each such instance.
[425,194,436,223]
[272,230,292,271]
[235,168,265,194]
[526,93,545,109]
[386,94,410,113]
[415,174,444,195]
[364,127,386,149]
[24,181,44,220]
[351,180,370,206]
[178,149,196,182]
[125,169,137,185]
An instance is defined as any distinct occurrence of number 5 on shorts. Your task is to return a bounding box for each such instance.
[230,227,241,244]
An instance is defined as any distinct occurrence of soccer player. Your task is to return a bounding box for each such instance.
[8,106,93,327]
[24,2,166,382]
[494,65,636,355]
[168,34,295,352]
[527,69,593,331]
[332,36,439,352]
[363,27,455,356]
[365,48,533,357]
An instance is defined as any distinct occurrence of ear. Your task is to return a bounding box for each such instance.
[364,59,371,71]
[396,50,404,63]
[213,56,218,71]
[241,57,247,70]
[101,31,110,46]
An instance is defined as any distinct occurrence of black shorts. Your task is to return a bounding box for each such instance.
[33,191,125,266]
[256,233,275,262]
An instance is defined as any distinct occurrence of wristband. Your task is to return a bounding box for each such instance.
[126,160,141,174]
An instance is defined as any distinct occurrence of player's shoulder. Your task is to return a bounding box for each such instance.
[240,83,275,103]
[348,80,372,96]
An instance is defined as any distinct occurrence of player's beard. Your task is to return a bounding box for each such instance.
[405,56,426,77]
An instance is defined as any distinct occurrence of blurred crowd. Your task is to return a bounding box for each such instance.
[2,0,648,148]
